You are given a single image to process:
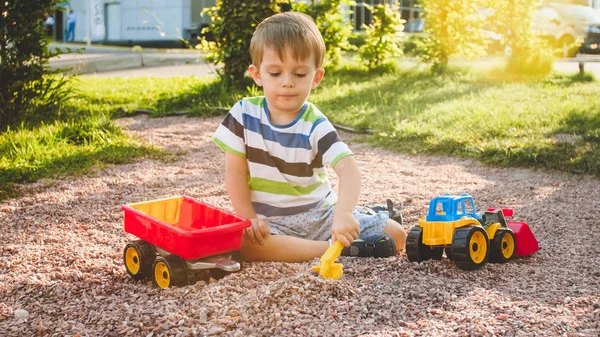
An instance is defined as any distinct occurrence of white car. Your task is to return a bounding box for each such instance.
[541,2,600,56]
[532,5,579,57]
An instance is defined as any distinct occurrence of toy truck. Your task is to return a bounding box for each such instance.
[406,193,537,270]
[121,196,250,288]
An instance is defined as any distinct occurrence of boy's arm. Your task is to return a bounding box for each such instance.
[225,152,270,243]
[225,152,255,218]
[331,155,361,247]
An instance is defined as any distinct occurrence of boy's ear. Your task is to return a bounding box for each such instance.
[248,65,263,87]
[311,68,325,89]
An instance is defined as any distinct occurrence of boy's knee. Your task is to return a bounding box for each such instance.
[384,218,407,252]
[239,237,263,261]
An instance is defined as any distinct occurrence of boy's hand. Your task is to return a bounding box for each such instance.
[331,212,359,247]
[244,218,271,245]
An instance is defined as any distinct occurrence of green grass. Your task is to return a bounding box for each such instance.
[68,64,600,176]
[2,61,598,200]
[0,76,239,200]
[65,76,254,118]
[0,115,165,199]
[312,63,600,175]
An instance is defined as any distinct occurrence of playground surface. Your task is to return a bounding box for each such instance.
[0,114,598,336]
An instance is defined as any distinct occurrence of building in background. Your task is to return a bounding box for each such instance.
[53,0,599,47]
[348,0,422,33]
[57,0,216,47]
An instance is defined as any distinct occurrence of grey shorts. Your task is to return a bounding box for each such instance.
[267,206,389,241]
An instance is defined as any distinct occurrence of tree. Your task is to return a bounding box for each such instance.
[485,0,554,75]
[419,0,488,71]
[0,0,69,130]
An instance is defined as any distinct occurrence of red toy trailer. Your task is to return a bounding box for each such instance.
[121,196,250,288]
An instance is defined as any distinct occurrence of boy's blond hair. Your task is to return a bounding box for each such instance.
[250,12,325,69]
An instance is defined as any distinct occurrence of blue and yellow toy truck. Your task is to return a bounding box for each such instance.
[406,193,517,270]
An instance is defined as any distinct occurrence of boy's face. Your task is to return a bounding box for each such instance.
[249,47,324,120]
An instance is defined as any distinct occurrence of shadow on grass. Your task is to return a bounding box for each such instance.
[152,77,256,119]
[479,142,600,175]
[72,78,251,120]
[0,144,164,200]
[541,107,600,175]
[374,130,600,176]
[554,109,600,142]
[542,72,596,87]
[317,67,494,130]
[370,131,471,157]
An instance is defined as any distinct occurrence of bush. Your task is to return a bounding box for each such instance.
[293,0,356,69]
[200,1,279,84]
[402,33,429,57]
[348,32,366,48]
[0,0,71,131]
[358,3,404,71]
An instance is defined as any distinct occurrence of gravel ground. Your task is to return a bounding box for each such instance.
[1,115,599,337]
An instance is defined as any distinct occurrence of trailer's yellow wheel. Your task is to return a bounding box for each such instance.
[153,255,187,289]
[125,247,141,274]
[123,240,155,280]
[490,229,516,263]
[154,259,171,289]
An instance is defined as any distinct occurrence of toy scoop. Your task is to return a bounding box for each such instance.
[311,241,344,280]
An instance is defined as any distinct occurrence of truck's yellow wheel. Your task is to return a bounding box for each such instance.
[123,240,155,280]
[153,255,187,289]
[451,226,489,270]
[469,230,487,264]
[490,229,516,263]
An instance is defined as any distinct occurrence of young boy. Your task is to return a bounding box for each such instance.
[212,12,406,262]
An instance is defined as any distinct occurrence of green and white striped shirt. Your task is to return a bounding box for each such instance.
[212,96,353,218]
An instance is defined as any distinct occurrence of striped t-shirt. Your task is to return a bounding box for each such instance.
[212,96,353,218]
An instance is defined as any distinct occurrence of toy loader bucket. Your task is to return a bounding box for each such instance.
[488,208,538,257]
[507,221,539,257]
[311,241,344,280]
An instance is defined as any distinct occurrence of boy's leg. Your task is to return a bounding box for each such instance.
[67,22,75,41]
[382,218,407,252]
[351,207,407,255]
[240,234,329,262]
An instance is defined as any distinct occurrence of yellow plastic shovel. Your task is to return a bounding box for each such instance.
[311,241,344,280]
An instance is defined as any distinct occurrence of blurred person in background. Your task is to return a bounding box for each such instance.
[65,9,76,42]
[406,11,424,33]
[45,15,55,38]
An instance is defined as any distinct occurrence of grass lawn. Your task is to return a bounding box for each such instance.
[0,115,165,199]
[315,63,600,175]
[69,62,600,175]
[64,76,256,118]
[2,61,598,199]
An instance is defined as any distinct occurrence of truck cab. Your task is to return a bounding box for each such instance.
[426,193,478,222]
